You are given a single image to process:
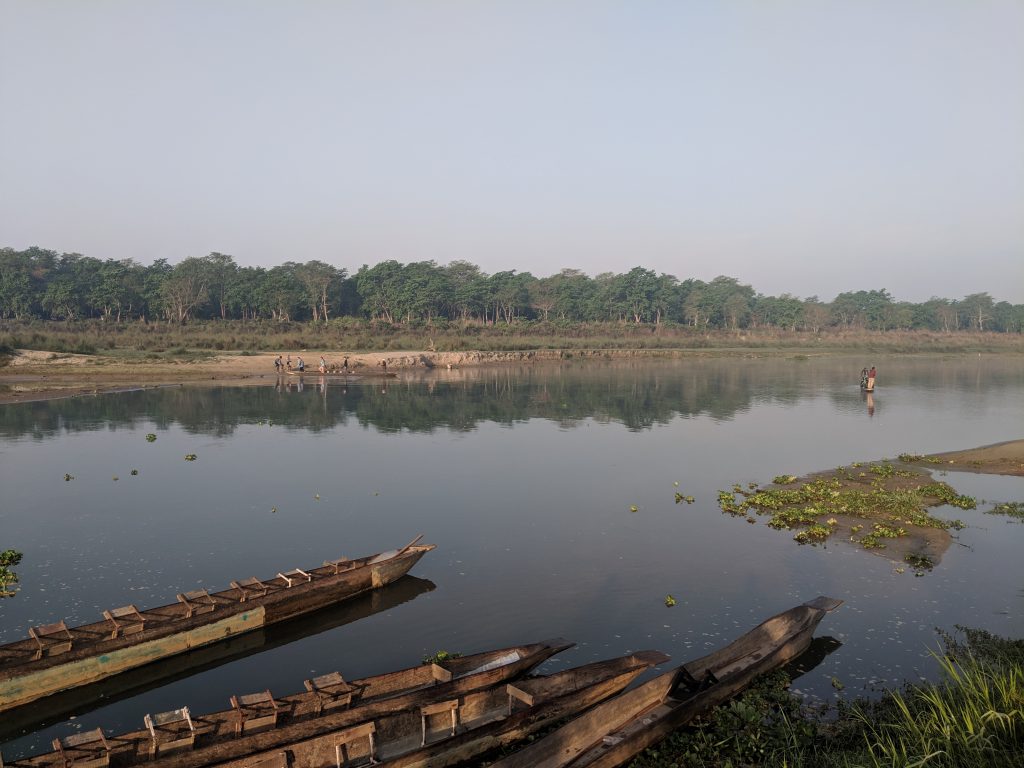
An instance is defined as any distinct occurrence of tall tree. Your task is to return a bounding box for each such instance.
[201,252,238,320]
[295,260,343,322]
[162,257,210,323]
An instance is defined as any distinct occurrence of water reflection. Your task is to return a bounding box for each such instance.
[3,357,1022,441]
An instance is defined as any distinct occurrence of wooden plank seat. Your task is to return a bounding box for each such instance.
[506,683,535,714]
[303,672,358,715]
[52,728,110,768]
[333,722,377,767]
[322,557,353,575]
[231,690,280,735]
[144,707,196,756]
[420,699,459,746]
[275,569,312,588]
[103,604,145,639]
[29,621,73,660]
[429,663,453,683]
[230,577,269,602]
[176,589,216,619]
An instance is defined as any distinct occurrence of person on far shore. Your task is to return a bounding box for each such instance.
[318,355,327,374]
[297,355,305,372]
[286,355,293,371]
[866,365,876,391]
[342,356,349,372]
[275,355,283,373]
[380,359,387,373]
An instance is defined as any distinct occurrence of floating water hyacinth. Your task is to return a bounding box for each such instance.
[665,595,677,607]
[64,473,74,481]
[184,454,197,461]
[130,469,139,476]
[145,433,157,442]
[630,505,638,513]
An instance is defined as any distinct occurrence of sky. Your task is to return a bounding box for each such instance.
[1,1,1022,304]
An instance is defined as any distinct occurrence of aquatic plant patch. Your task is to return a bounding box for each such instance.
[717,464,973,553]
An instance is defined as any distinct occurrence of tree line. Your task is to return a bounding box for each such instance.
[1,246,1021,333]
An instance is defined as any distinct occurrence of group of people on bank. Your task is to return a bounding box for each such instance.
[274,354,351,374]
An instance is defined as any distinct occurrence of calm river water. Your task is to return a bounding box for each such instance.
[1,354,1023,758]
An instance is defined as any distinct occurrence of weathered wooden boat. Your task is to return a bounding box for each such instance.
[3,638,577,768]
[203,650,669,768]
[0,537,434,713]
[283,370,361,378]
[491,596,843,768]
[0,576,437,743]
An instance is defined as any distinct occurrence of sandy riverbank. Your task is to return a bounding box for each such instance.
[0,347,694,404]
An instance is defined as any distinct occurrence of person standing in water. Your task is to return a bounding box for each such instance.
[866,365,876,391]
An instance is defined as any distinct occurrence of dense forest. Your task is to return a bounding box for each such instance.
[1,246,1021,333]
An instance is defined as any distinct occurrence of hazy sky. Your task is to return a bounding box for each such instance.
[2,1,1022,303]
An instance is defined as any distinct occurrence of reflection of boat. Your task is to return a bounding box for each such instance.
[284,370,361,379]
[491,597,842,768]
[781,635,842,681]
[6,639,581,768]
[0,537,434,712]
[207,651,667,768]
[0,576,437,742]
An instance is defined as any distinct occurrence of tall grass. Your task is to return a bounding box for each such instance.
[848,653,1023,767]
[627,628,1024,768]
[2,318,1022,358]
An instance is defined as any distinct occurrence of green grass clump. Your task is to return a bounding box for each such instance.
[627,627,1024,768]
[422,650,462,665]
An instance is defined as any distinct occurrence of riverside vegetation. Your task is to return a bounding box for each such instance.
[624,626,1023,768]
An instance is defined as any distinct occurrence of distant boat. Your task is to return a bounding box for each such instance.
[491,596,843,768]
[0,537,434,712]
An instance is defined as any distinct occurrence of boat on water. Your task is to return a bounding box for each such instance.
[204,650,668,768]
[491,596,843,768]
[4,639,576,768]
[0,537,434,713]
[284,370,396,379]
[0,576,437,743]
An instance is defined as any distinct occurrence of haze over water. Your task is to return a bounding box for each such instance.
[1,355,1023,758]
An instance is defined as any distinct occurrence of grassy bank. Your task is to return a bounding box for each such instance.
[628,627,1024,768]
[2,319,1023,360]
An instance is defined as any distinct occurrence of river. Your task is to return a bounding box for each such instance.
[1,354,1022,758]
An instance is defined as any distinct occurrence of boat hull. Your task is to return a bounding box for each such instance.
[0,544,434,712]
[493,597,842,768]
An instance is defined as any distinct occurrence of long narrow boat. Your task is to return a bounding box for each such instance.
[491,596,843,768]
[209,650,670,768]
[4,638,575,768]
[0,576,437,743]
[0,537,435,713]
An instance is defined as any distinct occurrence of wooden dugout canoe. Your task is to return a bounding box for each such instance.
[0,537,434,713]
[210,650,670,768]
[491,596,843,768]
[0,576,437,744]
[4,638,575,768]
